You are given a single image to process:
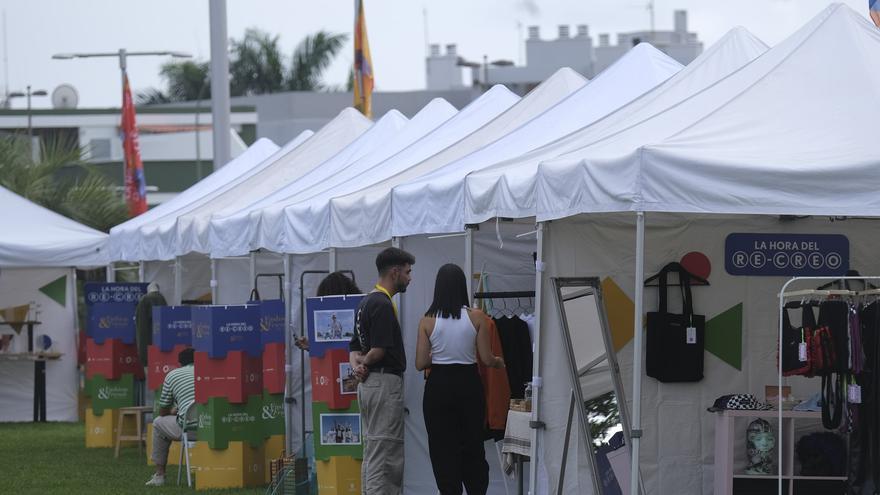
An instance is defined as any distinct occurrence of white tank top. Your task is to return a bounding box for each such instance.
[430,307,477,365]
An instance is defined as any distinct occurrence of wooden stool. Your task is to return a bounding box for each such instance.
[114,406,153,459]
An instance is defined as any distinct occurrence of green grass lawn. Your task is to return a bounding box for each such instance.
[0,422,267,495]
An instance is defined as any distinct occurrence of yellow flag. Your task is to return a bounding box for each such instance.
[353,0,374,118]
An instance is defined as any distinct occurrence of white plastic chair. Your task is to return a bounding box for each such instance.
[176,404,199,487]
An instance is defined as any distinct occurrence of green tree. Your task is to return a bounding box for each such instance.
[0,135,128,232]
[287,31,349,91]
[138,60,210,105]
[230,28,286,96]
[138,28,349,102]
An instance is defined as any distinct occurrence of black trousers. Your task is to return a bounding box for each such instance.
[423,363,489,495]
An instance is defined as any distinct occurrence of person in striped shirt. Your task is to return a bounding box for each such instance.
[145,347,196,487]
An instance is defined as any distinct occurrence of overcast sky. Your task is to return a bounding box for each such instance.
[0,0,869,109]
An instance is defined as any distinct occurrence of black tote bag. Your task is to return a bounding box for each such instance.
[646,262,705,382]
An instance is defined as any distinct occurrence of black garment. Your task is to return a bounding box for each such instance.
[423,364,489,495]
[348,291,406,374]
[495,316,533,399]
[135,290,167,366]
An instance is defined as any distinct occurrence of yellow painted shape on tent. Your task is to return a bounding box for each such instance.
[191,440,265,490]
[0,304,30,334]
[601,277,635,352]
[317,456,362,495]
[84,408,137,448]
[264,434,285,484]
[145,422,182,466]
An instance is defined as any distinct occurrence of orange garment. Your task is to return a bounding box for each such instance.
[478,316,511,431]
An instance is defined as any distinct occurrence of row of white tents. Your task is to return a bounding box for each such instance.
[4,4,879,493]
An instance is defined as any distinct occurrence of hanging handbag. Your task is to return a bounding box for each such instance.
[646,262,705,382]
[779,302,815,377]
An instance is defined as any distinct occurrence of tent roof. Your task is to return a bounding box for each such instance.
[133,107,371,260]
[108,136,283,261]
[0,186,108,267]
[268,84,521,253]
[388,43,684,237]
[463,26,768,224]
[537,4,880,220]
[209,99,459,257]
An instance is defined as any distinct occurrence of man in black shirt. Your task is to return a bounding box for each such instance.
[349,247,414,494]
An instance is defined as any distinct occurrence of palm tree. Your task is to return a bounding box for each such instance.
[0,135,128,232]
[287,31,349,91]
[138,60,210,104]
[230,28,286,96]
[138,28,349,103]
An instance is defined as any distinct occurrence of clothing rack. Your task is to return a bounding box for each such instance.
[776,276,880,495]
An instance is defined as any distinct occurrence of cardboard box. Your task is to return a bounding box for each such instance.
[84,373,136,415]
[262,342,285,395]
[84,407,137,448]
[194,350,262,404]
[152,306,192,351]
[85,338,144,380]
[195,395,264,449]
[191,440,265,490]
[311,401,363,461]
[258,299,285,346]
[310,348,358,411]
[316,456,361,495]
[146,344,187,391]
[191,304,261,359]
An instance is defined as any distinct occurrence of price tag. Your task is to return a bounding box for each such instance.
[686,326,697,344]
[848,384,862,404]
[798,342,808,362]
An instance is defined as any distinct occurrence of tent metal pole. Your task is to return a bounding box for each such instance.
[630,212,645,495]
[249,251,257,292]
[283,253,296,456]
[106,263,115,282]
[173,256,182,305]
[328,247,337,273]
[465,227,474,304]
[529,221,545,495]
[138,262,145,283]
[210,258,218,304]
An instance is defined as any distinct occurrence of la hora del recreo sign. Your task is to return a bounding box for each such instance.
[724,233,849,277]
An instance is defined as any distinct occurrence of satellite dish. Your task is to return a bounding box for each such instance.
[51,84,79,109]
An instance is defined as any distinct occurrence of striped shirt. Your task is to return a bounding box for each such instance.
[158,364,196,429]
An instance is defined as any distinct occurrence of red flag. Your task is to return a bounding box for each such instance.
[121,72,148,216]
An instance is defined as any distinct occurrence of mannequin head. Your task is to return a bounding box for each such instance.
[745,419,775,474]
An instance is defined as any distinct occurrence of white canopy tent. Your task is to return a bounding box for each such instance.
[521,4,880,494]
[0,186,109,421]
[108,137,283,262]
[463,26,769,225]
[209,98,459,258]
[265,84,522,254]
[390,43,683,237]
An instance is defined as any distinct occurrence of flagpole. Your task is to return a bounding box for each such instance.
[119,49,127,189]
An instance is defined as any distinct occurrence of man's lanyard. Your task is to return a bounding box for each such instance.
[374,284,398,318]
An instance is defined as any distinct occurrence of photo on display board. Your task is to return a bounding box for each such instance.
[312,309,355,342]
[319,413,361,445]
[339,362,358,395]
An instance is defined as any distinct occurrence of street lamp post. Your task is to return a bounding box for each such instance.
[7,85,48,158]
[52,49,192,185]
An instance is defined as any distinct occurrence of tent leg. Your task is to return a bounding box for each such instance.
[630,212,645,495]
[529,222,545,495]
[249,251,257,290]
[106,263,115,282]
[283,253,296,456]
[138,262,145,283]
[210,258,218,304]
[328,247,337,273]
[173,256,182,305]
[465,227,474,304]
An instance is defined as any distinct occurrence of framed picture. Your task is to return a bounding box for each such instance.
[339,362,358,395]
[312,309,355,343]
[319,413,362,446]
